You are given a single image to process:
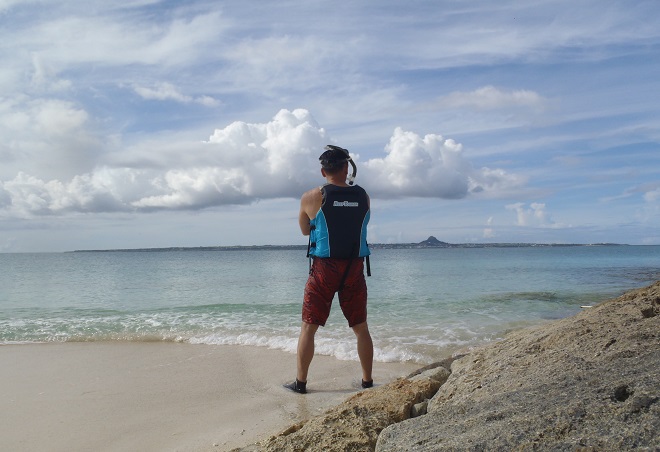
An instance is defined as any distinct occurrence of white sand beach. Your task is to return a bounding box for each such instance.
[0,342,419,451]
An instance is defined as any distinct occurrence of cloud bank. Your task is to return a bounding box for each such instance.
[0,109,522,218]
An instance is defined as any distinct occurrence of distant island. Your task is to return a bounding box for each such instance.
[71,236,625,253]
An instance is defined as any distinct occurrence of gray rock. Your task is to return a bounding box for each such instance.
[409,366,450,385]
[377,281,660,451]
[247,377,442,452]
[410,400,428,418]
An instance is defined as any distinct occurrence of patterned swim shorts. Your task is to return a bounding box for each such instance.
[302,257,368,327]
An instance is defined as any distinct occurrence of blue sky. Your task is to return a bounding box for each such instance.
[1,0,659,252]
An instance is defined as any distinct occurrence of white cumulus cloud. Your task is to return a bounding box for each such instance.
[0,97,101,181]
[0,109,524,217]
[362,127,523,199]
[506,202,566,228]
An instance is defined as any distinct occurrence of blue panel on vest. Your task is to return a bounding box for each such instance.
[309,210,330,257]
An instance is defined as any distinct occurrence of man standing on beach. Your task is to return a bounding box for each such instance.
[284,145,373,394]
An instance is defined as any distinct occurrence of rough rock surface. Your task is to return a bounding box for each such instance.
[235,282,659,451]
[377,281,660,451]
[234,365,450,452]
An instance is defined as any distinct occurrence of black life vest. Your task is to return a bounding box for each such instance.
[308,184,370,259]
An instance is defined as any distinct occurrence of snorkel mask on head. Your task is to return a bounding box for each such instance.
[320,145,357,185]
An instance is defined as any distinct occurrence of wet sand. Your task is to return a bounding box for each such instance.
[0,342,419,451]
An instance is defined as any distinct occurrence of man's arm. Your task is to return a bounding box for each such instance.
[298,188,322,236]
[299,200,311,236]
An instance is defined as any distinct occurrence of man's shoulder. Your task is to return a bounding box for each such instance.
[301,186,323,203]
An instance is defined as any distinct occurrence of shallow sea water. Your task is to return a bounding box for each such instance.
[1,246,658,364]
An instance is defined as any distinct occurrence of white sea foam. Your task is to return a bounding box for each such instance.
[1,247,658,363]
[188,331,437,363]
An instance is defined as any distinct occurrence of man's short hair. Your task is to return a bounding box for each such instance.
[319,146,349,172]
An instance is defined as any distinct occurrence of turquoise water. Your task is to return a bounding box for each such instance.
[1,246,658,364]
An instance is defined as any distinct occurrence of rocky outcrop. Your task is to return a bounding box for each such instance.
[377,281,660,451]
[242,365,450,451]
[236,281,659,451]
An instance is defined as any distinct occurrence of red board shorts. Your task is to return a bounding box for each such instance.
[303,257,368,327]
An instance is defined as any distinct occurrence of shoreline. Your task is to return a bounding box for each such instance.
[0,341,420,451]
[237,281,660,451]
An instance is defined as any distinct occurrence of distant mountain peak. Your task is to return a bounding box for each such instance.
[418,236,450,247]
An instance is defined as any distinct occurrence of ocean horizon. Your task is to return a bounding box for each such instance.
[2,245,658,365]
[65,237,631,253]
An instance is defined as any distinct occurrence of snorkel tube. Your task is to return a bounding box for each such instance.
[323,145,357,185]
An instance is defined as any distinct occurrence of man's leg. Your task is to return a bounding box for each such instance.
[351,321,373,384]
[297,321,319,383]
